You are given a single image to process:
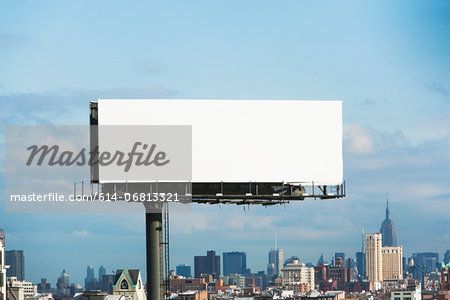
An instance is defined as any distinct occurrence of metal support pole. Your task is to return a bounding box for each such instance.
[146,212,163,300]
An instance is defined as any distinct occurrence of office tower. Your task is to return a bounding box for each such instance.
[1,229,6,300]
[267,263,275,280]
[334,253,347,267]
[37,278,51,293]
[380,198,397,246]
[317,253,326,265]
[328,257,347,290]
[411,252,439,282]
[85,265,96,290]
[176,264,192,278]
[194,250,220,279]
[268,248,283,277]
[98,266,106,281]
[5,250,25,281]
[101,274,115,294]
[56,269,70,297]
[382,246,403,280]
[413,252,439,271]
[356,252,366,280]
[223,252,247,275]
[444,250,450,265]
[366,233,383,282]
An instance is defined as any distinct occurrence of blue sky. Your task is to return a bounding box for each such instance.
[1,0,449,286]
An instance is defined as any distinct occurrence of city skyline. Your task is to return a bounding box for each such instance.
[1,0,449,288]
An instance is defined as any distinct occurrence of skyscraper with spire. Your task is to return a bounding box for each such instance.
[267,234,283,278]
[380,197,397,246]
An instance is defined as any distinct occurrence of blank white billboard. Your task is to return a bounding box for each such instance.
[98,99,343,184]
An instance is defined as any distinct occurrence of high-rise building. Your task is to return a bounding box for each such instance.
[380,198,397,246]
[314,264,327,288]
[5,250,25,281]
[317,254,326,265]
[223,252,246,276]
[98,266,106,281]
[194,250,220,279]
[328,257,347,290]
[335,253,347,267]
[280,258,314,288]
[1,229,7,300]
[444,250,450,265]
[56,269,70,297]
[268,248,283,278]
[37,278,51,293]
[382,246,403,280]
[356,252,366,280]
[366,233,383,282]
[176,264,191,278]
[101,274,115,294]
[85,265,96,289]
[411,252,439,282]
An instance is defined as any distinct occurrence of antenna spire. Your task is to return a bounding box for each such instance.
[275,232,277,250]
[361,227,365,252]
[386,194,390,219]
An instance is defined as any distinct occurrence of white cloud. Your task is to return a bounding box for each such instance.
[343,124,374,154]
[72,230,89,237]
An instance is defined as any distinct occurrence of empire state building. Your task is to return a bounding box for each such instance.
[380,198,397,246]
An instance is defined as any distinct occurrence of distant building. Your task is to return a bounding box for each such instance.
[390,284,421,300]
[37,278,51,293]
[5,250,25,281]
[411,252,439,282]
[223,252,246,276]
[85,265,97,290]
[382,246,403,280]
[280,258,314,288]
[380,198,397,246]
[245,271,267,291]
[178,290,207,300]
[444,250,450,265]
[98,266,106,281]
[441,262,450,290]
[227,273,246,288]
[334,253,347,267]
[194,250,220,279]
[169,278,207,293]
[1,230,7,300]
[268,248,283,278]
[100,274,115,294]
[328,257,347,290]
[413,252,439,271]
[317,254,326,265]
[112,269,145,300]
[176,264,191,278]
[356,252,366,280]
[56,269,70,297]
[6,276,37,298]
[314,264,327,289]
[366,233,383,282]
